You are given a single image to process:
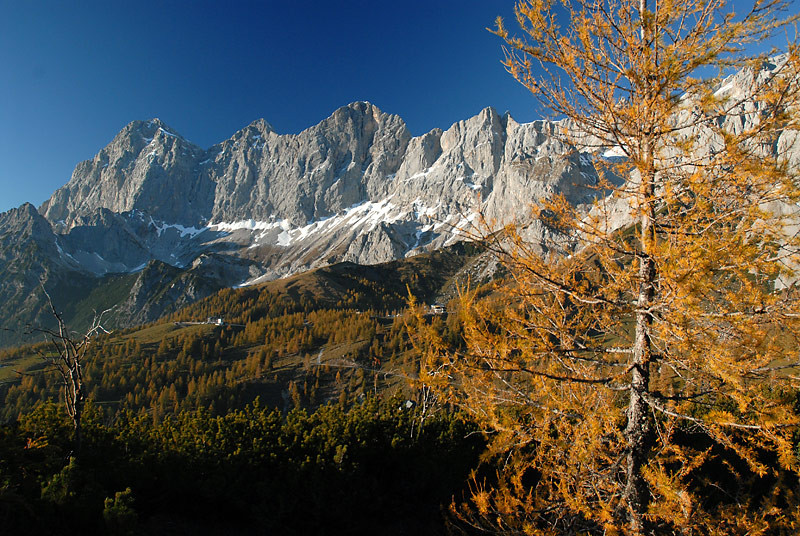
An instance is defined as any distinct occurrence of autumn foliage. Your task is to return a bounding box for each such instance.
[416,0,800,533]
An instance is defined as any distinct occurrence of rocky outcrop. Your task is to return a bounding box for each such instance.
[40,119,211,227]
[205,102,412,225]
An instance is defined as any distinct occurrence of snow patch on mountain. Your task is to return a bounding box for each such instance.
[149,216,205,238]
[214,197,409,249]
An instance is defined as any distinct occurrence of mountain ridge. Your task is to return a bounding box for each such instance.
[25,101,600,285]
[5,102,575,346]
[1,57,793,347]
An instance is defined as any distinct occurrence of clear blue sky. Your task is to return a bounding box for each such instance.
[0,1,792,214]
[0,0,537,213]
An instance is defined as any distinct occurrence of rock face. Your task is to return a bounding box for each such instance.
[31,102,602,284]
[41,119,212,227]
[40,103,600,236]
[0,204,59,296]
[206,103,412,225]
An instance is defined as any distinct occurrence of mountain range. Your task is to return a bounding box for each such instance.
[0,56,795,347]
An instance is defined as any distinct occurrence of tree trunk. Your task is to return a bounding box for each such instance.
[626,0,657,522]
[72,398,83,459]
[624,273,653,534]
[68,364,85,459]
[624,162,656,534]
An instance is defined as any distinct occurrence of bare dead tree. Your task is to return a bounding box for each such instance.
[31,287,112,458]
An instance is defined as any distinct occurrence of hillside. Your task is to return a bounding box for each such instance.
[0,241,482,421]
[0,237,489,534]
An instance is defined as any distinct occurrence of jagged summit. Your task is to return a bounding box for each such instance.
[222,118,276,143]
[23,98,602,309]
[16,99,600,314]
[0,202,52,241]
[38,114,208,227]
[118,118,185,142]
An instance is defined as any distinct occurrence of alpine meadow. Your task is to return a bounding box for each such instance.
[2,1,800,535]
[415,0,800,534]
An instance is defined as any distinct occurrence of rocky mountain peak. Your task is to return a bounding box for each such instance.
[113,118,187,147]
[320,101,406,137]
[225,118,275,142]
[39,115,209,228]
[0,203,52,240]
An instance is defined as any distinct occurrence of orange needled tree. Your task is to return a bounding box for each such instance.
[415,0,800,533]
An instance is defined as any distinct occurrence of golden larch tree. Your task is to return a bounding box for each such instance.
[415,0,800,533]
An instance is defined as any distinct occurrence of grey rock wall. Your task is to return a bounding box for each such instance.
[33,101,602,281]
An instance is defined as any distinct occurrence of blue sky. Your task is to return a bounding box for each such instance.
[0,0,537,213]
[0,1,793,214]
